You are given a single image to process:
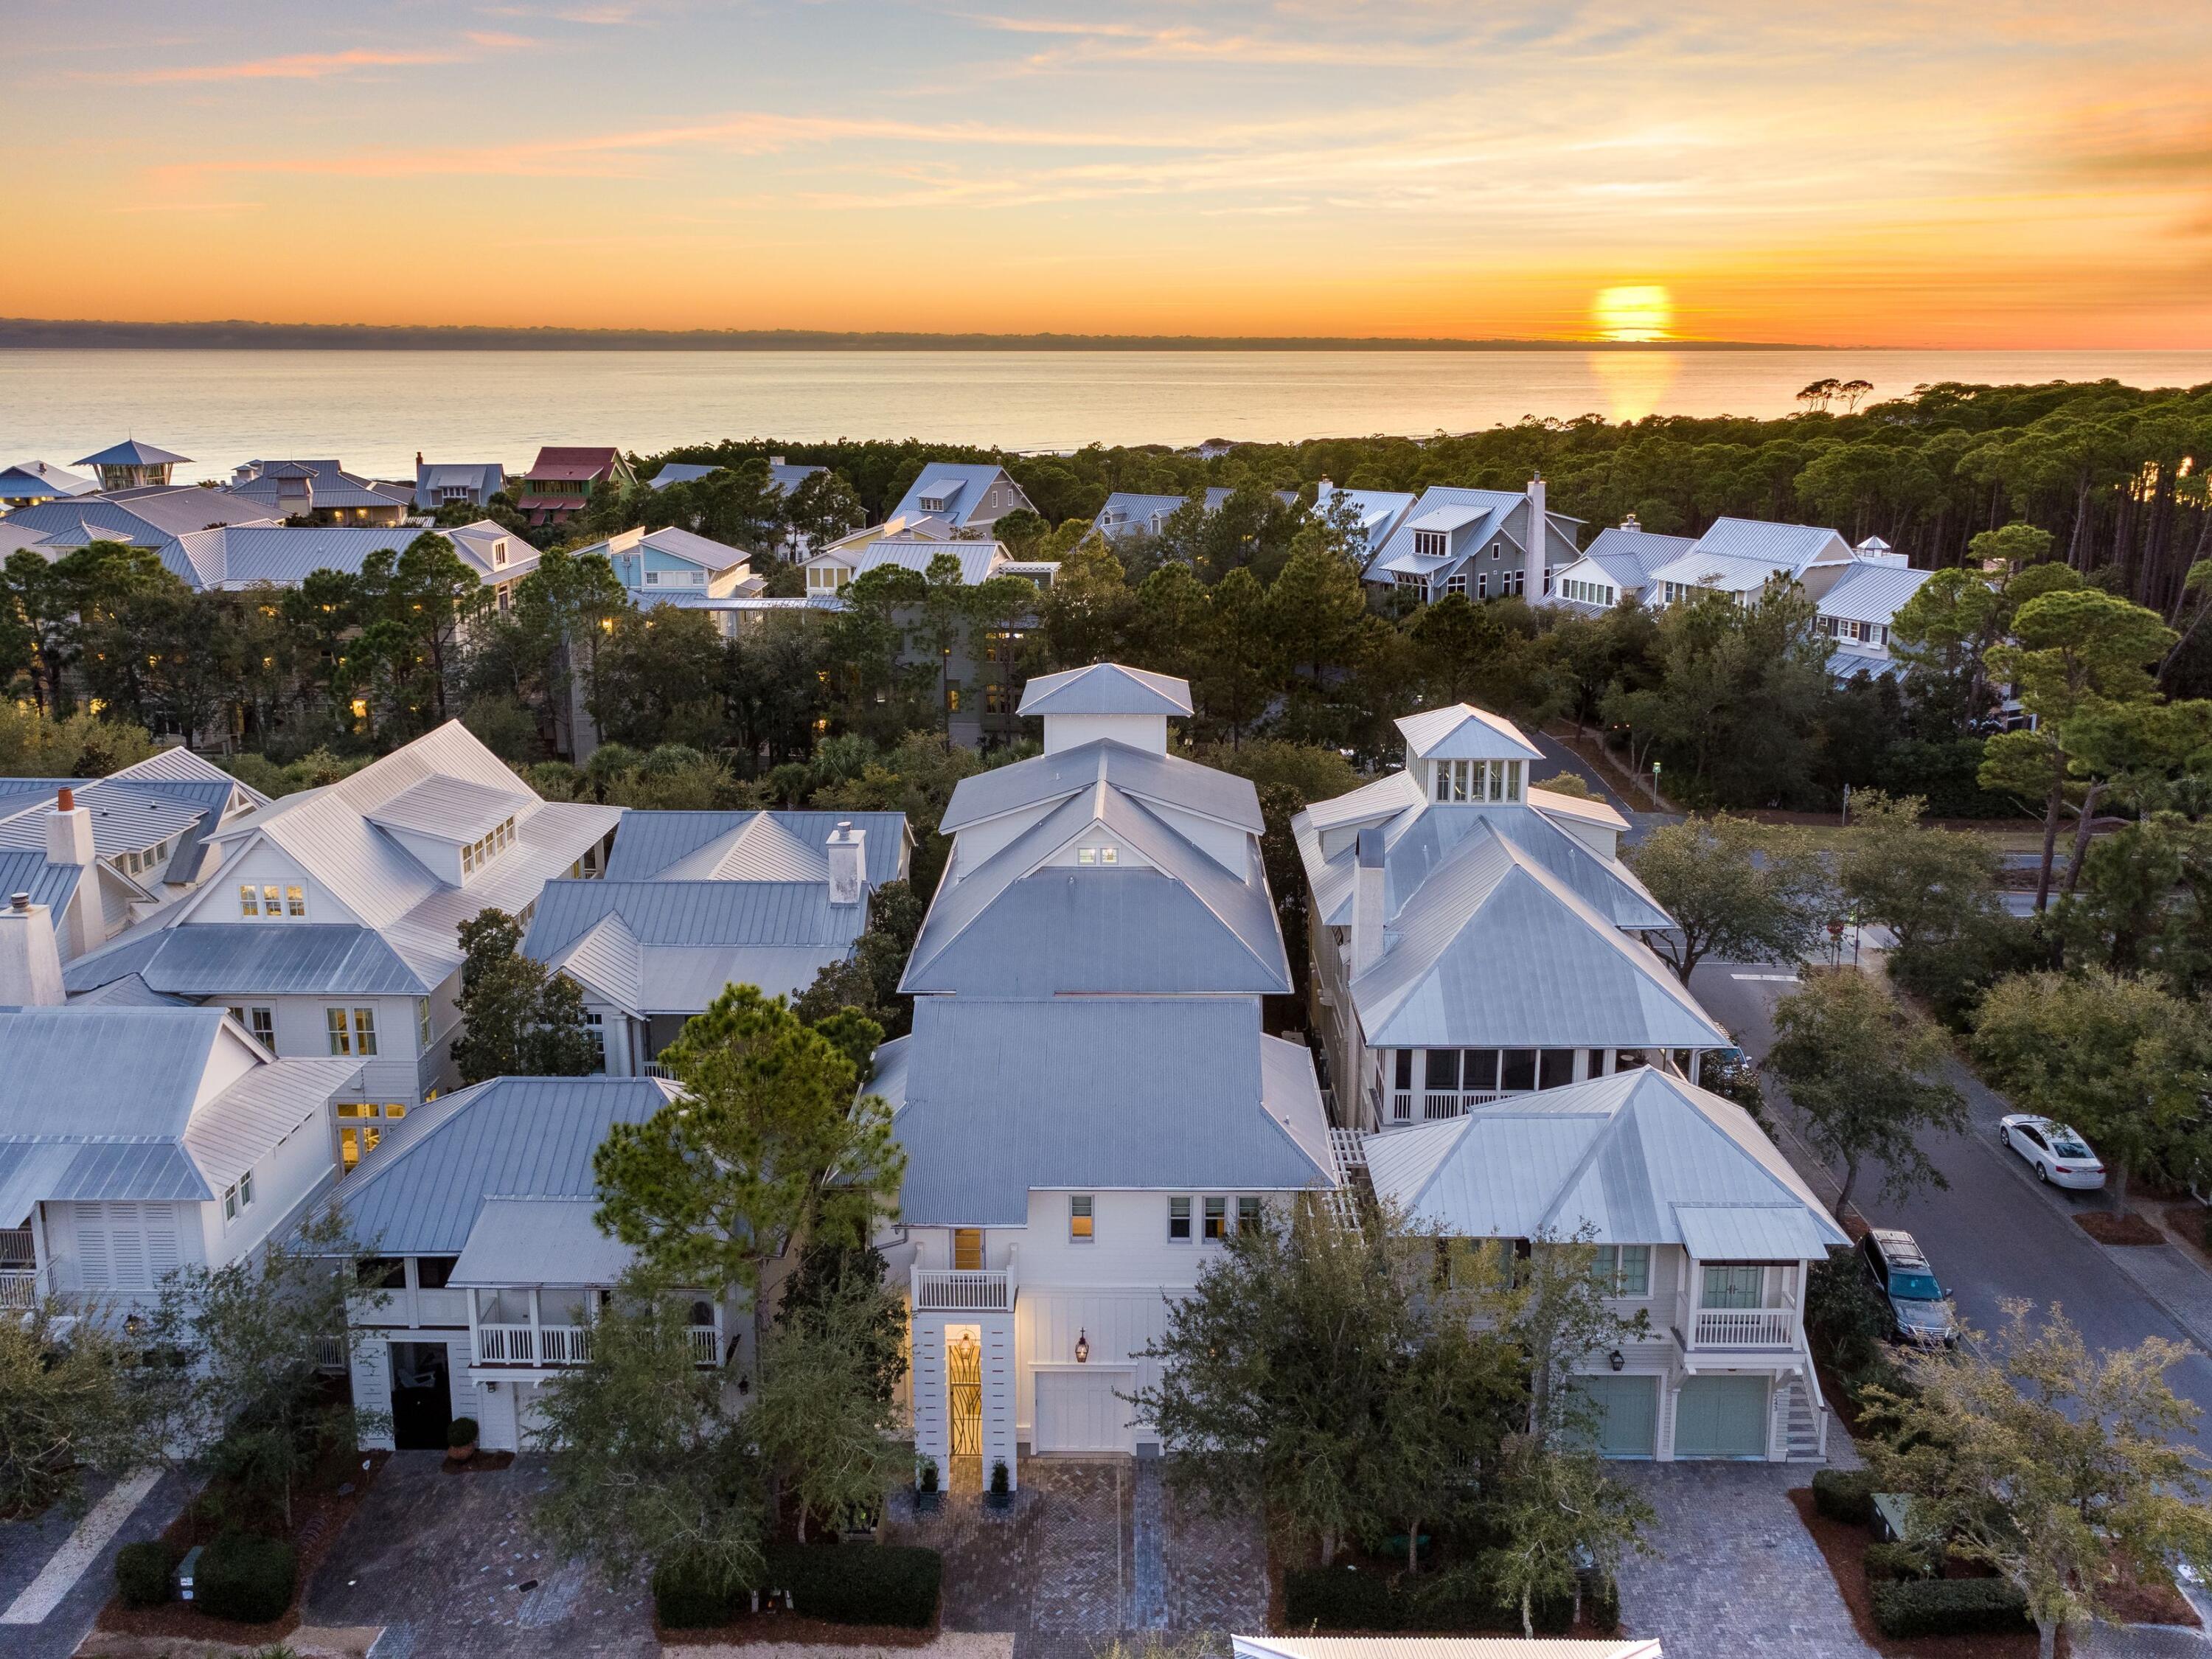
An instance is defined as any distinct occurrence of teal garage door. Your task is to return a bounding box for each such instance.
[1575,1374,1658,1459]
[1674,1375,1769,1459]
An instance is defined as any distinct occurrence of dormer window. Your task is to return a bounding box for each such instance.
[493,540,509,568]
[460,815,518,877]
[1430,759,1522,804]
[1413,529,1447,560]
[1076,845,1119,866]
[919,493,948,512]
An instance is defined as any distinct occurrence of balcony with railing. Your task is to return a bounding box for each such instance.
[1689,1307,1797,1349]
[1388,1090,1503,1124]
[1,1228,35,1310]
[912,1266,1015,1312]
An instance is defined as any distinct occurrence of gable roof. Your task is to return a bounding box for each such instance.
[889,462,1024,527]
[1018,662,1193,718]
[1572,526,1697,590]
[942,740,1263,835]
[230,459,409,512]
[66,922,434,998]
[1365,1067,1846,1254]
[902,785,1289,995]
[0,848,84,916]
[1395,704,1545,763]
[604,810,909,886]
[883,998,1332,1226]
[525,446,625,480]
[812,536,1011,587]
[0,461,97,501]
[1817,560,1930,626]
[330,1075,675,1257]
[163,522,527,591]
[77,439,190,467]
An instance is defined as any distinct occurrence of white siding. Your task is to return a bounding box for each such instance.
[52,1201,198,1293]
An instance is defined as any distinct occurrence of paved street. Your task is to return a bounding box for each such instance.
[1692,960,2212,1425]
[0,1472,193,1659]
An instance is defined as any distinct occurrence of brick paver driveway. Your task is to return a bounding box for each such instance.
[883,1456,1262,1659]
[302,1452,654,1659]
[1610,1462,1875,1659]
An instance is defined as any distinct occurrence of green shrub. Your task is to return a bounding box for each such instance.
[1812,1468,1878,1526]
[1871,1576,2030,1638]
[447,1416,479,1450]
[1585,1571,1621,1634]
[1863,1540,1935,1583]
[115,1540,173,1608]
[194,1531,297,1624]
[767,1543,942,1629]
[1284,1566,1396,1630]
[652,1558,742,1630]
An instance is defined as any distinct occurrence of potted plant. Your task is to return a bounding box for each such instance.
[446,1416,479,1464]
[915,1457,941,1514]
[985,1459,1012,1512]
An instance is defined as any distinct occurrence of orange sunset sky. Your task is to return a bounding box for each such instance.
[8,0,2211,347]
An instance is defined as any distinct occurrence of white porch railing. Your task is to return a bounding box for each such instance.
[1,1270,37,1310]
[540,1326,591,1366]
[1691,1307,1796,1349]
[477,1323,536,1363]
[686,1325,721,1365]
[912,1267,1013,1312]
[642,1061,675,1080]
[1388,1091,1505,1124]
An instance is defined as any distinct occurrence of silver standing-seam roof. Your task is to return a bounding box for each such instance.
[451,1196,638,1287]
[1364,1068,1846,1255]
[1396,704,1545,763]
[66,922,433,998]
[330,1075,677,1258]
[603,809,910,886]
[882,998,1333,1227]
[1018,661,1194,718]
[941,740,1264,835]
[1817,560,1930,626]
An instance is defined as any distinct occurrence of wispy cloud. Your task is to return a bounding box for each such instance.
[91,47,472,85]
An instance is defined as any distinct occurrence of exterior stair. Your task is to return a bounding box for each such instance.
[1781,1373,1826,1461]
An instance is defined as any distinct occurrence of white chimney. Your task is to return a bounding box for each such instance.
[46,787,93,867]
[827,821,866,906]
[1351,827,1387,976]
[0,892,66,1006]
[1523,475,1549,602]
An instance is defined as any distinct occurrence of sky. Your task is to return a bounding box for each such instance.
[7,0,2211,347]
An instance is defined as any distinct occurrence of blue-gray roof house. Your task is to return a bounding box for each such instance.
[885,662,1332,1484]
[886,462,1034,533]
[75,438,191,490]
[414,459,506,512]
[1365,479,1582,605]
[0,459,98,507]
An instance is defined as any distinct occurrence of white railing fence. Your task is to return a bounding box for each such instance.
[912,1268,1013,1312]
[1691,1307,1795,1349]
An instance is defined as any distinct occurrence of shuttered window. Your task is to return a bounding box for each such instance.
[74,1203,183,1290]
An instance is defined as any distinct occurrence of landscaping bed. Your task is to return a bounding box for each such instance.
[1789,1486,2037,1658]
[654,1541,943,1646]
[1271,1533,1621,1639]
[2075,1210,2163,1247]
[96,1448,389,1644]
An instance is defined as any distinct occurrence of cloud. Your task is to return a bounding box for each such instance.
[92,47,471,84]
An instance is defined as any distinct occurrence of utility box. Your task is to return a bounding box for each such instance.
[175,1545,205,1602]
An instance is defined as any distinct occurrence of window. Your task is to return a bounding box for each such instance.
[1592,1244,1650,1296]
[1475,571,1489,599]
[585,1012,605,1072]
[1168,1197,1192,1242]
[238,883,260,917]
[1394,1049,1413,1090]
[1070,1194,1094,1242]
[353,1008,378,1057]
[223,1183,239,1222]
[360,1256,407,1290]
[417,999,433,1049]
[327,1007,352,1056]
[1462,1049,1499,1091]
[250,1007,274,1051]
[1425,1048,1461,1090]
[1203,1196,1228,1242]
[1238,1197,1262,1237]
[493,540,508,568]
[644,569,661,585]
[1539,1049,1576,1089]
[239,1169,254,1209]
[953,1228,983,1270]
[1444,572,1467,596]
[416,1255,458,1289]
[1501,1048,1537,1091]
[286,884,305,917]
[261,884,282,919]
[1702,1265,1763,1310]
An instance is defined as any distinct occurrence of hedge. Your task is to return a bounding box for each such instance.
[655,1545,943,1632]
[771,1544,942,1629]
[115,1540,173,1608]
[1281,1566,1573,1635]
[1872,1577,2031,1638]
[1812,1468,1878,1527]
[194,1531,297,1624]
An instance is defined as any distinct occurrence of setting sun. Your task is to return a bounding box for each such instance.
[1592,285,1674,343]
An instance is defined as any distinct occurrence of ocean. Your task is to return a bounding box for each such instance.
[4,347,2209,481]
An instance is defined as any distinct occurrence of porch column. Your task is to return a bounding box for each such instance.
[1688,1049,1703,1086]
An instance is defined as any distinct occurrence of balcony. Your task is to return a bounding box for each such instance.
[912,1267,1013,1312]
[1388,1091,1503,1124]
[475,1321,720,1367]
[1,1228,34,1310]
[1688,1307,1798,1350]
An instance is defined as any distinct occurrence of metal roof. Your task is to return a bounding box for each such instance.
[1683,517,1851,570]
[524,879,866,959]
[331,1075,676,1257]
[886,999,1332,1227]
[77,439,190,467]
[1817,560,1930,625]
[451,1196,637,1287]
[889,463,1022,526]
[183,1057,363,1189]
[1343,829,1722,1050]
[0,1005,223,1140]
[0,849,83,916]
[0,780,206,858]
[66,922,433,997]
[605,810,908,886]
[1571,526,1696,589]
[1395,704,1544,763]
[1365,1068,1846,1254]
[1018,662,1193,718]
[942,740,1263,834]
[818,538,1009,587]
[367,773,532,842]
[904,785,1288,995]
[0,461,97,500]
[0,488,277,552]
[230,459,405,511]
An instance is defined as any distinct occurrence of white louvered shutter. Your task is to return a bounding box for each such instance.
[144,1207,182,1282]
[74,1206,112,1288]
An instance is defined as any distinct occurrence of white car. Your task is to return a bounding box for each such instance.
[1999,1114,2107,1189]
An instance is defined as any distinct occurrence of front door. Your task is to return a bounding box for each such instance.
[946,1328,983,1478]
[389,1340,453,1450]
[1673,1374,1768,1459]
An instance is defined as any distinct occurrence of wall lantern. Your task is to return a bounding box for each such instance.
[1607,1349,1625,1373]
[1074,1329,1090,1364]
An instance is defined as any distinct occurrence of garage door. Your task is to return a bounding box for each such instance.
[1034,1370,1135,1453]
[1674,1376,1769,1460]
[1574,1374,1658,1459]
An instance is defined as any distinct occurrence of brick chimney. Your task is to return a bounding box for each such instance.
[827,821,866,906]
[0,891,65,1006]
[46,787,93,867]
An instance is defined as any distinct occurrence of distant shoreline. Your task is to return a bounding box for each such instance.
[0,318,1825,353]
